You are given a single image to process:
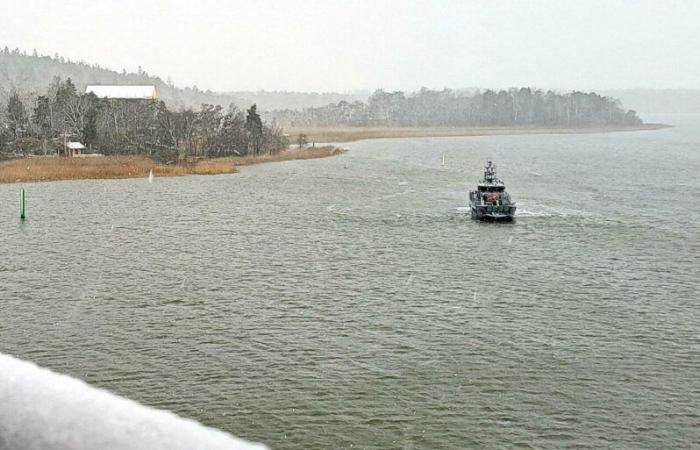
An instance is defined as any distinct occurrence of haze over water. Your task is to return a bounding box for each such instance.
[1,116,698,448]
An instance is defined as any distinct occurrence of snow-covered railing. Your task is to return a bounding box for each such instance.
[0,353,267,450]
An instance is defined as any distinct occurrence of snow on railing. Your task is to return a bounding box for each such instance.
[0,353,267,450]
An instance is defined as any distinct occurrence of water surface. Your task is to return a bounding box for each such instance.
[1,118,698,449]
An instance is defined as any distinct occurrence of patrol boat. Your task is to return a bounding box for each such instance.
[469,160,516,221]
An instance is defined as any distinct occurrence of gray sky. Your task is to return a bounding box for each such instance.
[1,0,699,92]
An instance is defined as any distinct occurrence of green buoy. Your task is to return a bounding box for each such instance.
[20,188,25,220]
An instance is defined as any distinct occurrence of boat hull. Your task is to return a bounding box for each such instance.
[470,204,516,221]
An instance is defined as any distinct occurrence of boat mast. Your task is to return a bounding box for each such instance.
[484,160,497,183]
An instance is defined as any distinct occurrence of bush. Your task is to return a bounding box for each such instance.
[5,137,43,156]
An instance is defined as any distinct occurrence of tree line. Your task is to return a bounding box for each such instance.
[0,47,247,110]
[268,87,643,128]
[0,77,288,160]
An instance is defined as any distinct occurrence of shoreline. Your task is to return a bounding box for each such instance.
[0,146,343,184]
[0,123,670,184]
[286,123,670,143]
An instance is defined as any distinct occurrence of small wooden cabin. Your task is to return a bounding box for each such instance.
[66,142,86,157]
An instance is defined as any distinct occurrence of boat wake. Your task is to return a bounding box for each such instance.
[452,205,587,219]
[515,208,557,217]
[516,205,590,218]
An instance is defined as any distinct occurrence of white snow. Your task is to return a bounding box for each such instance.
[0,353,267,450]
[85,85,158,100]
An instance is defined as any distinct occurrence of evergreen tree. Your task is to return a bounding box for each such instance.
[81,94,100,147]
[33,95,52,154]
[245,104,263,155]
[7,92,28,138]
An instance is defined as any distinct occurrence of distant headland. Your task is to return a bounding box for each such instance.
[285,124,669,144]
[0,48,669,184]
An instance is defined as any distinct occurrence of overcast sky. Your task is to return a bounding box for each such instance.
[1,0,698,92]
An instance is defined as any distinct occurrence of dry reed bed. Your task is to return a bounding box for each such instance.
[286,124,669,143]
[226,145,344,166]
[0,146,343,183]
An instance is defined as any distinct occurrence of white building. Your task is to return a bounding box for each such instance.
[85,85,158,100]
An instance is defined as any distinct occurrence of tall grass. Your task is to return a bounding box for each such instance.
[0,146,343,183]
[226,145,344,166]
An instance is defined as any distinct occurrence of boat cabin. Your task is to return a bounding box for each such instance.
[477,185,505,192]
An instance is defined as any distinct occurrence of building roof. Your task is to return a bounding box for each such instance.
[66,142,86,150]
[85,85,158,100]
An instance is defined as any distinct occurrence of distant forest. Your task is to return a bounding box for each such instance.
[0,47,646,159]
[268,88,643,128]
[227,90,369,111]
[0,48,245,110]
[0,48,365,111]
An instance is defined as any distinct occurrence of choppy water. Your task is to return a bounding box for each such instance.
[1,116,699,449]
